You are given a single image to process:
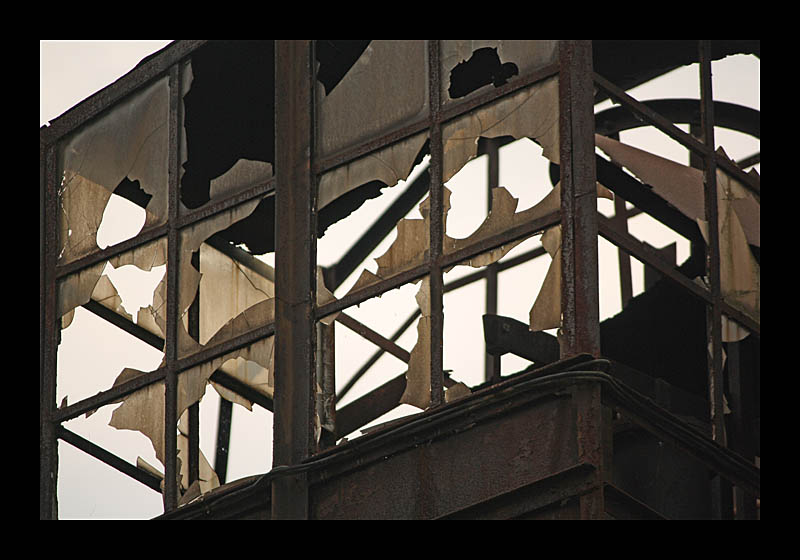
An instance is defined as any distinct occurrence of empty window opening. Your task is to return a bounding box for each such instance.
[448,47,519,99]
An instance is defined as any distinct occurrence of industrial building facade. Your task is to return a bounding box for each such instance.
[40,40,760,519]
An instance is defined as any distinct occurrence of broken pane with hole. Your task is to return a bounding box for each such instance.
[57,76,170,264]
[57,237,168,341]
[441,41,557,106]
[179,42,275,212]
[332,282,425,440]
[595,134,760,323]
[442,76,560,183]
[316,40,428,158]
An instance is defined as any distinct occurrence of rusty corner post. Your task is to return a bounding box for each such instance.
[559,40,600,358]
[272,40,317,520]
[163,63,182,512]
[428,40,445,407]
[699,40,733,520]
[559,40,604,519]
[41,142,59,519]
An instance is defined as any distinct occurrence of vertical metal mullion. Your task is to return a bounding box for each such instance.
[485,138,501,382]
[700,41,725,449]
[163,63,181,513]
[428,39,444,407]
[560,40,603,520]
[559,40,600,358]
[40,143,59,520]
[699,40,731,519]
[272,39,316,520]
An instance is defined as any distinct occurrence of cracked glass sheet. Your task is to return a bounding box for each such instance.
[177,198,263,356]
[441,40,558,106]
[442,76,560,184]
[58,237,168,333]
[318,132,427,211]
[57,77,170,265]
[595,134,760,323]
[316,40,428,157]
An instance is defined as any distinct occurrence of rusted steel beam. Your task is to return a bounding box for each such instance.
[337,309,421,403]
[559,40,601,358]
[699,41,725,448]
[40,41,207,146]
[83,300,165,351]
[700,40,732,520]
[596,214,759,335]
[436,463,598,520]
[57,426,163,493]
[560,40,603,519]
[428,39,445,408]
[163,63,181,513]
[40,143,59,520]
[272,39,316,520]
[593,72,759,199]
[336,313,411,363]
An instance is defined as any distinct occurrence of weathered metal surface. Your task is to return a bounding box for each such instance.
[483,314,560,365]
[42,40,759,520]
[309,386,579,519]
[593,72,759,199]
[428,40,445,408]
[272,39,316,520]
[40,143,58,520]
[559,40,600,359]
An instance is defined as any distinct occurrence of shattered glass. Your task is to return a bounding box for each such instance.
[442,76,561,183]
[316,40,428,157]
[57,76,170,265]
[58,237,168,332]
[441,41,558,106]
[595,134,760,323]
[178,44,275,212]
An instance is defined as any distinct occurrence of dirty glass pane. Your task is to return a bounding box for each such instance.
[441,40,558,107]
[316,40,428,158]
[57,76,170,265]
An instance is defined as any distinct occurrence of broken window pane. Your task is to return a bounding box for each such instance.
[316,40,428,157]
[595,133,760,323]
[442,76,560,184]
[57,237,168,333]
[179,42,275,211]
[441,41,558,106]
[57,76,170,264]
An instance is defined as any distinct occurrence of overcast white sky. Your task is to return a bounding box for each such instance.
[41,40,759,519]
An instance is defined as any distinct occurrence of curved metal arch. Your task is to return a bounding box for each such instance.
[550,98,760,186]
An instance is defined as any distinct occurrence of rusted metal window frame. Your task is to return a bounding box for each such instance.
[41,40,758,519]
[40,40,564,518]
